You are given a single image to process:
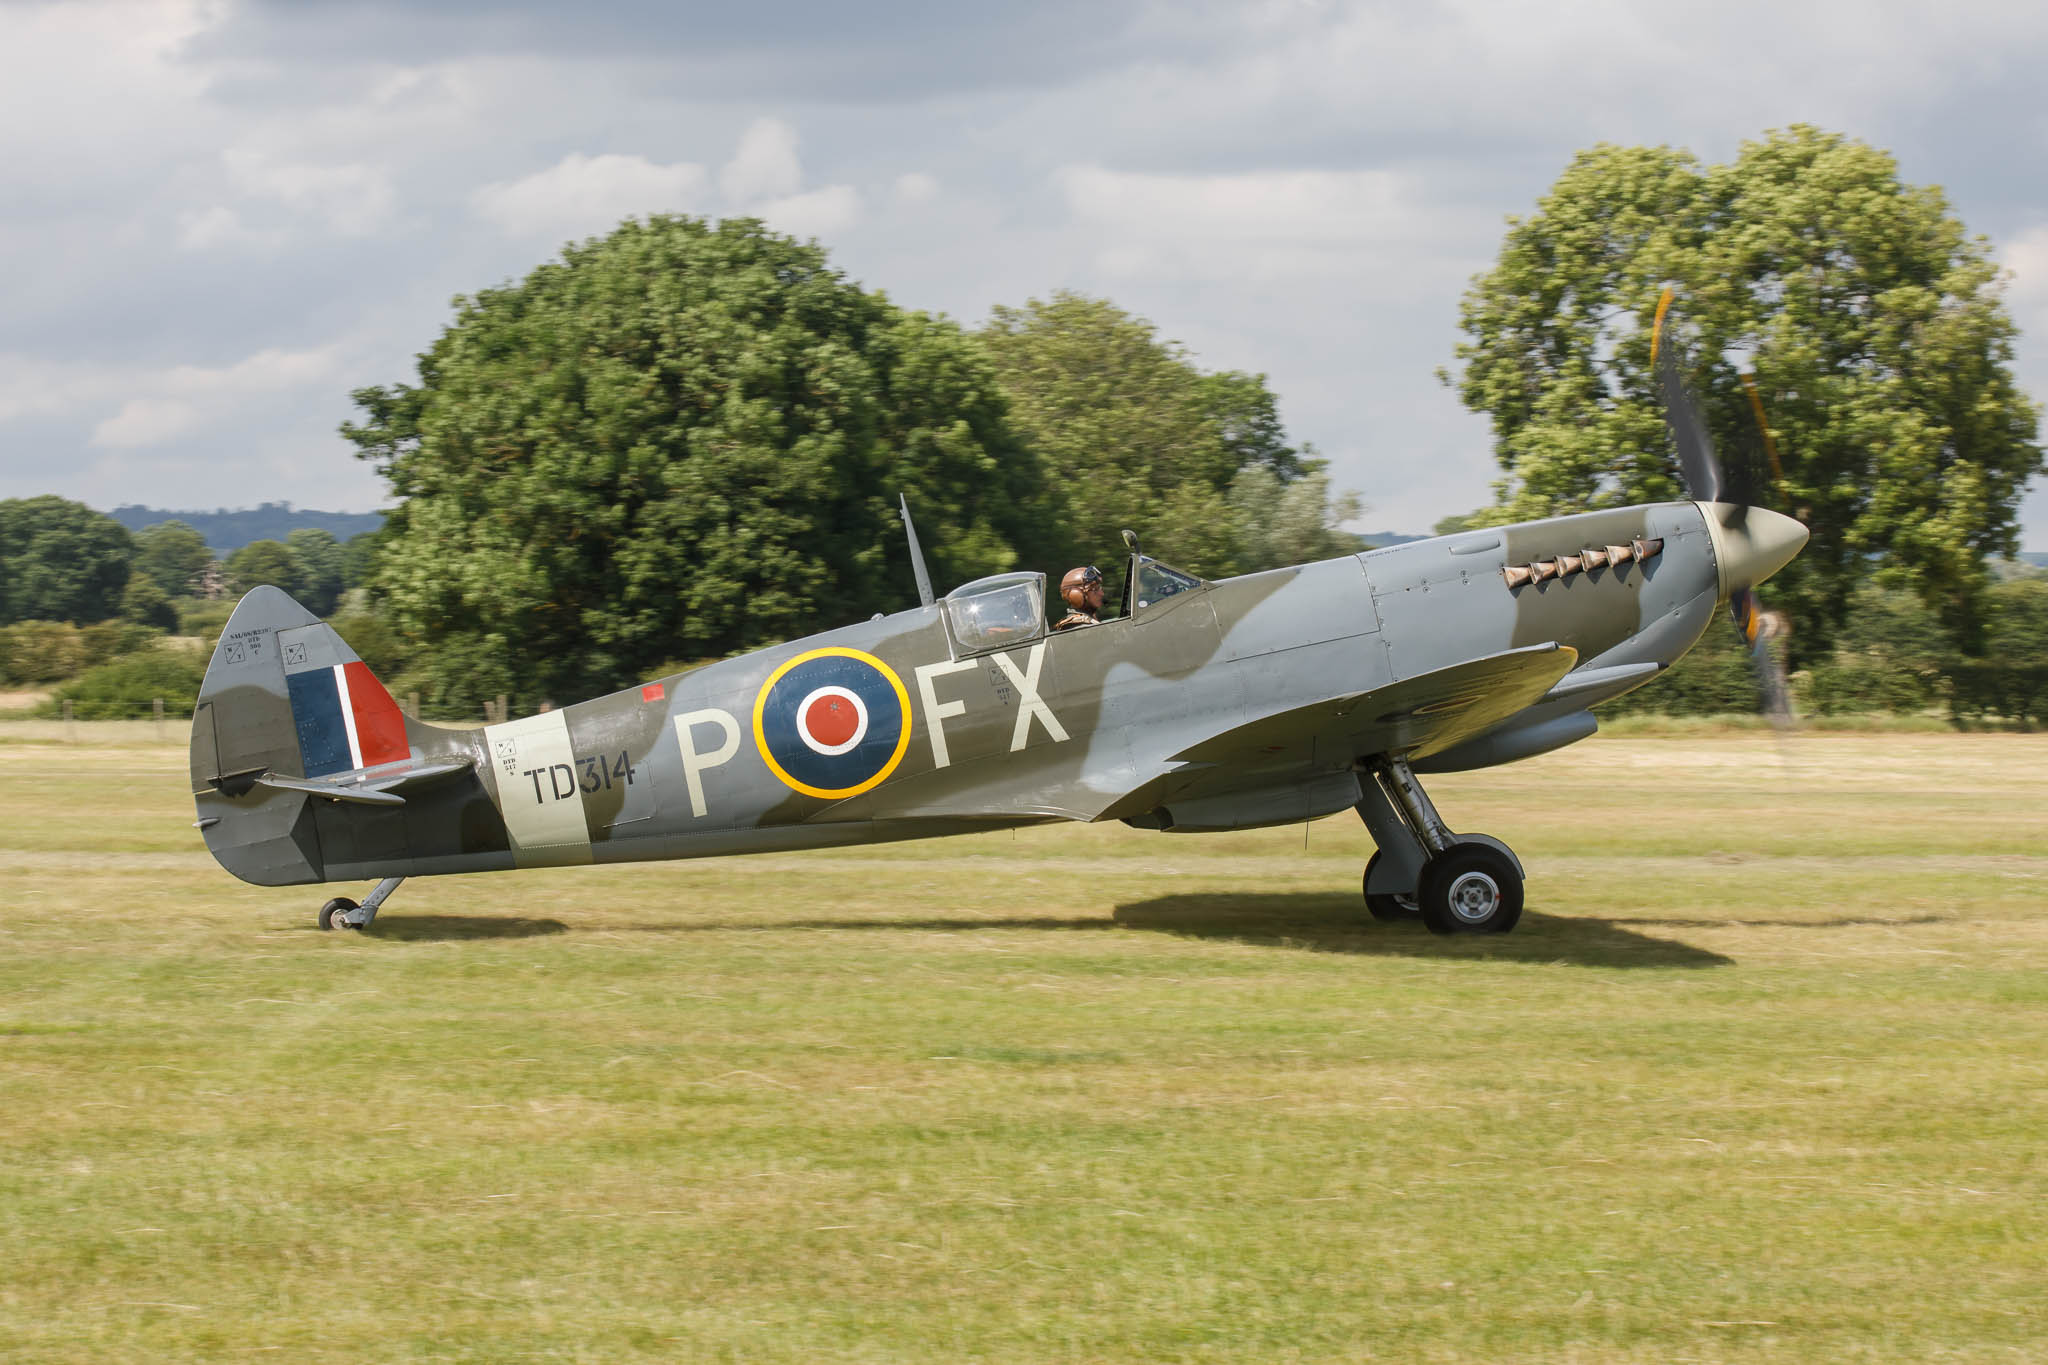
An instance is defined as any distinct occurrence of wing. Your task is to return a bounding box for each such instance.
[1169,641,1577,770]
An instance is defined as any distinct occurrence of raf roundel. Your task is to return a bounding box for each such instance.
[752,648,912,799]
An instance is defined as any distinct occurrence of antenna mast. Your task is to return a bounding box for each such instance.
[899,494,935,608]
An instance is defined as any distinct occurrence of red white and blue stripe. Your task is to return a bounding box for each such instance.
[286,661,410,777]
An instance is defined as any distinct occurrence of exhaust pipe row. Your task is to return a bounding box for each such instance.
[1503,539,1661,589]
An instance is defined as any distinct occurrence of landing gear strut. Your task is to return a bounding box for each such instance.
[317,876,405,932]
[1355,758,1523,935]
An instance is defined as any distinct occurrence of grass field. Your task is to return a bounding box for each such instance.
[3,725,2045,1362]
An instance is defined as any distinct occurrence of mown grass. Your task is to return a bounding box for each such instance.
[2,726,2045,1361]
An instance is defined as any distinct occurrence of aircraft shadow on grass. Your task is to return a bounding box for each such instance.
[357,915,569,941]
[1112,893,1733,969]
[402,895,1728,968]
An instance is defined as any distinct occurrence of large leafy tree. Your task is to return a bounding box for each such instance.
[340,528,387,594]
[977,293,1356,579]
[0,497,133,625]
[132,520,214,599]
[285,528,347,616]
[1445,126,2043,660]
[226,540,305,599]
[343,216,1056,708]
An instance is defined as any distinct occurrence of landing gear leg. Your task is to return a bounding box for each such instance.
[1358,758,1524,935]
[317,876,405,932]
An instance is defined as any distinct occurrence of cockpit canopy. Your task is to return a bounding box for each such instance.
[1131,556,1201,611]
[944,571,1045,653]
[942,557,1204,653]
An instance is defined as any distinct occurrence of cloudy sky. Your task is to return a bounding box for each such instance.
[5,0,2047,546]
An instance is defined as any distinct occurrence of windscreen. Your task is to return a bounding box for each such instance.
[1133,558,1201,610]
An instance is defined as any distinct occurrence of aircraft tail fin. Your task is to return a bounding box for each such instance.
[190,586,422,885]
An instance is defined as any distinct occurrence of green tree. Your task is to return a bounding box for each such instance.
[0,497,134,626]
[286,528,347,616]
[226,540,305,599]
[0,622,89,685]
[132,520,213,598]
[1989,577,2048,665]
[1444,126,2044,663]
[1228,467,1363,573]
[341,528,386,593]
[977,292,1353,579]
[1945,577,2048,726]
[44,643,209,720]
[121,576,178,632]
[343,215,1055,709]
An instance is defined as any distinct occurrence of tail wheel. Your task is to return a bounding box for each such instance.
[319,897,359,931]
[1418,843,1523,936]
[1362,852,1420,922]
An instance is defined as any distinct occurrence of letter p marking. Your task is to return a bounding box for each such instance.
[673,708,741,818]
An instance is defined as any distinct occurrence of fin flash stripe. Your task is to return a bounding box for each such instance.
[285,661,409,777]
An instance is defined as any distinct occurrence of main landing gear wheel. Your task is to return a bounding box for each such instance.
[1362,852,1420,922]
[1418,842,1523,936]
[319,897,359,932]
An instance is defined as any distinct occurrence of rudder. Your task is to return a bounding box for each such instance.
[190,587,415,885]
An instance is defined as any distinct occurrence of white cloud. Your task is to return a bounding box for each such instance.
[1061,164,1414,245]
[719,117,804,203]
[2,343,344,477]
[93,396,207,449]
[176,204,270,251]
[1055,163,1463,285]
[88,346,341,450]
[0,0,219,161]
[2000,224,2048,549]
[2006,225,2048,321]
[471,152,706,241]
[220,149,398,237]
[0,356,116,426]
[757,185,863,241]
[3,0,2045,538]
[709,119,861,238]
[894,172,940,206]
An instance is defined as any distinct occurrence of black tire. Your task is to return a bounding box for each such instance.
[1417,843,1523,936]
[319,897,359,931]
[1362,852,1420,922]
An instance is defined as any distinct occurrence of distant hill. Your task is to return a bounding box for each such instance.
[1358,531,1430,550]
[2022,552,2048,569]
[106,502,384,554]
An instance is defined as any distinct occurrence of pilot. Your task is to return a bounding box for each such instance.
[1054,565,1105,630]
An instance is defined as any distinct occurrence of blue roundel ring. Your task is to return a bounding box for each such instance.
[752,647,912,799]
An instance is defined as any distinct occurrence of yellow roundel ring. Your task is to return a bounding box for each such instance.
[751,646,913,800]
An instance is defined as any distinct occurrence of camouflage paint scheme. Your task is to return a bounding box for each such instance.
[190,500,1805,908]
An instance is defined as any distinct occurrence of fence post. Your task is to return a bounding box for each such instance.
[63,698,75,744]
[496,694,508,726]
[153,697,165,741]
[407,691,420,719]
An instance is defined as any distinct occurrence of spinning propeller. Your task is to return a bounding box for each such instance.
[1649,287,1803,727]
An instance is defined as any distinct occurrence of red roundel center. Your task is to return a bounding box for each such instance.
[804,692,860,748]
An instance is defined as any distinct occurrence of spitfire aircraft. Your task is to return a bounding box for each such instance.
[191,303,1807,936]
